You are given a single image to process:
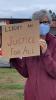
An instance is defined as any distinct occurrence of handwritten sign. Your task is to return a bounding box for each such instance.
[2,20,40,58]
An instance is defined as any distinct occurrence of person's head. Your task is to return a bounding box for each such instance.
[32,9,52,39]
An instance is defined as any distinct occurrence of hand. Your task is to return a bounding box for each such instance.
[19,57,22,59]
[39,39,47,54]
[0,48,2,55]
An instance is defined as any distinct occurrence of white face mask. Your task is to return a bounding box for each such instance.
[40,23,50,36]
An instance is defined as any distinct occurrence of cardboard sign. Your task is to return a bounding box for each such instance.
[2,20,40,58]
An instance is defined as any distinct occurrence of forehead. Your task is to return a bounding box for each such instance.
[40,16,49,22]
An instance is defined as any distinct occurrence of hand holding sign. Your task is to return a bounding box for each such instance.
[39,39,47,54]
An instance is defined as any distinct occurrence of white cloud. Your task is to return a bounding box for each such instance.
[0,0,56,18]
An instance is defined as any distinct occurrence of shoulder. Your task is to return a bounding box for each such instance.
[49,33,56,39]
[50,34,56,54]
[49,33,56,45]
[46,33,56,51]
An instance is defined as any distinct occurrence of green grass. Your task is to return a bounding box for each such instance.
[0,68,26,100]
[0,83,24,89]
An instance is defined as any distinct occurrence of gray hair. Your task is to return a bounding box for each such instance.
[32,9,52,23]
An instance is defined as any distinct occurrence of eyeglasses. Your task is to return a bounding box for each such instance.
[40,21,49,24]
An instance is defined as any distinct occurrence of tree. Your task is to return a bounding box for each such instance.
[49,10,56,19]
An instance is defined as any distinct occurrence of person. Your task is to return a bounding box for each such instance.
[10,9,56,100]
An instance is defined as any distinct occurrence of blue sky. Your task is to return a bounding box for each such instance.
[0,0,56,18]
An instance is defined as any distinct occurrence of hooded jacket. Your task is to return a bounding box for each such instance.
[10,33,56,100]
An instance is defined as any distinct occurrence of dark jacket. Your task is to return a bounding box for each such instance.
[10,33,56,100]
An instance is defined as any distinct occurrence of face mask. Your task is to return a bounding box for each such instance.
[40,23,50,36]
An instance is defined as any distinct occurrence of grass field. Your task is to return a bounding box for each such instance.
[0,68,26,100]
